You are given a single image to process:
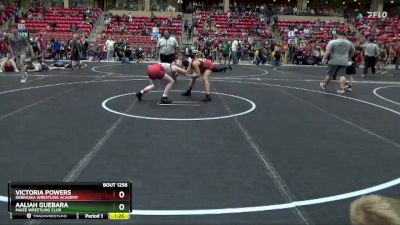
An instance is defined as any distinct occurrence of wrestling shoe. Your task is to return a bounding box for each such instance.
[181,90,191,96]
[319,82,326,90]
[202,95,212,102]
[159,97,172,104]
[136,92,143,101]
[337,89,345,94]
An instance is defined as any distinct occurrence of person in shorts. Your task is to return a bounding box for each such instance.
[136,59,194,104]
[8,25,34,83]
[320,31,355,94]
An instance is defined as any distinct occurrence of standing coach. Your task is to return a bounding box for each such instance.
[156,31,179,63]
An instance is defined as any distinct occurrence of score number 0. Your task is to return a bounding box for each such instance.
[119,191,125,211]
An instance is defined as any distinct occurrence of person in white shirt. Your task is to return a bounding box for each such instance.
[105,38,115,61]
[231,38,239,65]
[128,13,133,22]
[303,28,310,37]
[156,31,179,63]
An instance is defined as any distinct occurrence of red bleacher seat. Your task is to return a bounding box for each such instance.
[25,7,101,41]
[356,17,400,45]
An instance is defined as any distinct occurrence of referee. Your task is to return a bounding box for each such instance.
[362,38,379,77]
[156,31,179,63]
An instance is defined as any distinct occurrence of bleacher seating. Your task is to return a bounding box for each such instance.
[0,6,16,26]
[278,20,357,43]
[355,17,400,45]
[98,35,156,48]
[99,15,182,48]
[24,7,101,42]
[193,11,271,42]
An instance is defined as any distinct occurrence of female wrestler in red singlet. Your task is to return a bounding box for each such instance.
[136,59,194,104]
[181,54,231,102]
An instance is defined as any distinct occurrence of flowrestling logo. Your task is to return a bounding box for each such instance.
[367,11,388,18]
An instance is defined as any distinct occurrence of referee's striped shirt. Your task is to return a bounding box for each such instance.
[363,43,379,57]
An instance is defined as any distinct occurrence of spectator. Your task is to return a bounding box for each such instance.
[135,47,145,63]
[27,11,33,20]
[188,24,193,39]
[53,39,61,59]
[149,12,155,22]
[37,13,43,21]
[31,37,40,58]
[105,38,115,61]
[105,17,110,28]
[272,46,281,66]
[221,41,230,64]
[120,24,127,34]
[115,42,125,62]
[313,46,322,65]
[128,12,133,22]
[377,44,388,74]
[80,36,88,60]
[70,24,77,32]
[70,34,82,69]
[37,34,46,60]
[50,21,56,31]
[124,45,133,62]
[184,19,188,33]
[167,14,173,26]
[254,47,262,65]
[282,43,289,64]
[231,37,239,65]
[60,41,66,60]
[141,25,147,35]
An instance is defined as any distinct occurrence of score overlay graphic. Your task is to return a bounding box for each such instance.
[8,182,132,220]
